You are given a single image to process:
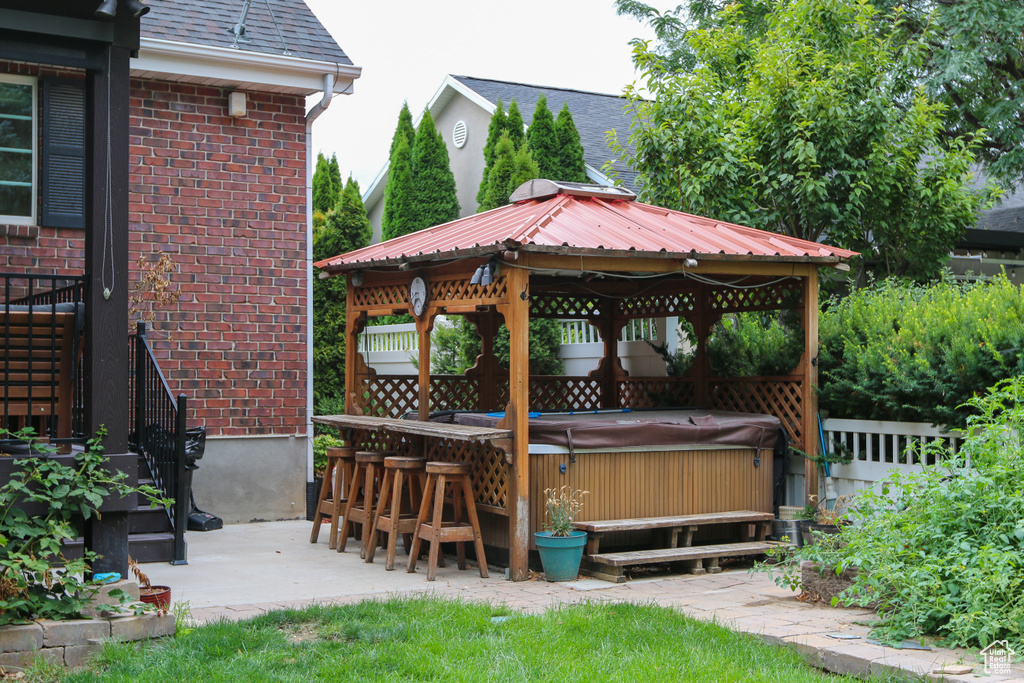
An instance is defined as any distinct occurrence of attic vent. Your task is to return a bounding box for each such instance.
[452,120,468,148]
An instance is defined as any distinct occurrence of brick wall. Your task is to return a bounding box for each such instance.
[1,62,310,438]
[129,79,308,437]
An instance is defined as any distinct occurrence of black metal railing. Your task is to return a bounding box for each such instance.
[2,273,87,446]
[129,322,190,565]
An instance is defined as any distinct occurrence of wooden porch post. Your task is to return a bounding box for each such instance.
[692,282,710,408]
[82,43,134,577]
[416,310,435,421]
[802,267,820,504]
[500,262,531,580]
[343,281,366,415]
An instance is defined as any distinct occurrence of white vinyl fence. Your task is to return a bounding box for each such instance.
[785,418,964,506]
[358,317,676,376]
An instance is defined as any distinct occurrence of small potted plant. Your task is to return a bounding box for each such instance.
[534,486,588,582]
[129,557,171,610]
[802,494,852,546]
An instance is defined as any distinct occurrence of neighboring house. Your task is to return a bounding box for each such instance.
[362,75,638,240]
[949,186,1024,282]
[1,0,361,525]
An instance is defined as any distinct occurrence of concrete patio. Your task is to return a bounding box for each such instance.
[143,521,1022,682]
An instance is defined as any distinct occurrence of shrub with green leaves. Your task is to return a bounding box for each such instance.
[707,310,804,377]
[0,429,168,624]
[818,275,1024,427]
[763,377,1024,650]
[312,433,344,478]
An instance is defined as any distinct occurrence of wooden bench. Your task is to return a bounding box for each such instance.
[574,511,778,582]
[1,310,77,441]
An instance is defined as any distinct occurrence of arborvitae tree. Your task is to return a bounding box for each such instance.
[328,154,343,203]
[381,133,416,240]
[527,95,560,179]
[477,99,508,207]
[411,108,460,229]
[389,102,417,158]
[506,100,525,148]
[480,131,539,212]
[312,152,334,213]
[555,103,589,183]
[312,177,372,409]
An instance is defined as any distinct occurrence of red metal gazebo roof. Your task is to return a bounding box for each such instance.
[315,181,858,273]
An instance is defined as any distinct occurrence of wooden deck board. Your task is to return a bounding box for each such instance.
[589,541,782,567]
[574,511,773,534]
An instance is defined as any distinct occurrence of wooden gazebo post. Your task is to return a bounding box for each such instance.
[801,266,820,504]
[500,261,531,580]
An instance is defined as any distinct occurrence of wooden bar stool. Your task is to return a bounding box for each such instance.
[337,450,393,558]
[309,447,356,549]
[365,456,426,570]
[407,461,489,581]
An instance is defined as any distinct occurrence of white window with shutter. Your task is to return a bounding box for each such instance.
[0,74,36,225]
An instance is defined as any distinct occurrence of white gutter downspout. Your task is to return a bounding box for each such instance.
[305,73,334,486]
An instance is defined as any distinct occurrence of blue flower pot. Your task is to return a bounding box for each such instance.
[534,530,587,582]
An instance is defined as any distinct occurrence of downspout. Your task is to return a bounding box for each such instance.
[305,73,334,487]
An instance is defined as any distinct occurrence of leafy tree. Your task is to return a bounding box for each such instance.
[312,178,373,408]
[411,108,460,229]
[527,95,560,180]
[506,100,525,148]
[555,103,589,183]
[477,99,508,207]
[439,316,565,376]
[328,154,343,203]
[312,152,335,214]
[614,0,989,283]
[381,134,415,241]
[617,0,1024,189]
[480,131,540,212]
[381,103,419,240]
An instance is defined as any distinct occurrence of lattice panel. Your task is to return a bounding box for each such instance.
[366,376,419,418]
[346,429,417,457]
[430,376,479,412]
[531,294,603,319]
[351,284,409,310]
[708,280,803,313]
[709,378,804,448]
[530,377,602,411]
[618,378,697,409]
[425,438,509,510]
[618,292,696,317]
[431,275,508,305]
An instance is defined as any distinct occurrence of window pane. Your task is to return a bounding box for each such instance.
[0,118,31,150]
[0,82,32,118]
[0,185,31,217]
[0,150,31,184]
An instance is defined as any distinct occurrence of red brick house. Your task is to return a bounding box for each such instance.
[1,0,360,526]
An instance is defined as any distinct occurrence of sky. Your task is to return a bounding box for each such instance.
[302,0,674,190]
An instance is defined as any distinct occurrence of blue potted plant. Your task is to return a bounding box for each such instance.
[534,486,588,582]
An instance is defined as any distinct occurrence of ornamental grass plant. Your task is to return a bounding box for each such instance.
[541,486,588,537]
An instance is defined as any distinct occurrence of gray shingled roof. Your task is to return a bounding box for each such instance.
[452,75,639,192]
[141,0,351,65]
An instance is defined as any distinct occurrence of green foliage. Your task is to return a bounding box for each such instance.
[430,316,564,376]
[477,99,508,208]
[818,275,1024,428]
[645,319,698,377]
[429,318,477,375]
[312,433,343,478]
[506,100,525,148]
[312,179,372,407]
[0,429,169,625]
[381,133,416,241]
[614,0,990,283]
[527,95,560,180]
[311,153,335,214]
[411,109,460,230]
[480,132,540,212]
[382,104,419,241]
[555,103,589,183]
[707,311,805,377]
[760,377,1024,650]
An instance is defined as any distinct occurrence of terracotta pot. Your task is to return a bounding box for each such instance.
[140,585,171,610]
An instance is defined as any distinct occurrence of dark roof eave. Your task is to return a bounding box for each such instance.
[317,243,854,276]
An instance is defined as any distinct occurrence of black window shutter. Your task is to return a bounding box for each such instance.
[41,78,86,229]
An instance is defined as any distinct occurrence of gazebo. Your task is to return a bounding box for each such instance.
[314,180,857,581]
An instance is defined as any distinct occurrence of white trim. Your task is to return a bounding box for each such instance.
[132,37,361,96]
[0,73,36,226]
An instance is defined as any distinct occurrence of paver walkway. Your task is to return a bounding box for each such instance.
[143,521,1023,682]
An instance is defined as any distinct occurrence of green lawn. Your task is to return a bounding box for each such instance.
[58,597,911,682]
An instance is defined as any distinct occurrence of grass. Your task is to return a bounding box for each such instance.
[55,597,914,683]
